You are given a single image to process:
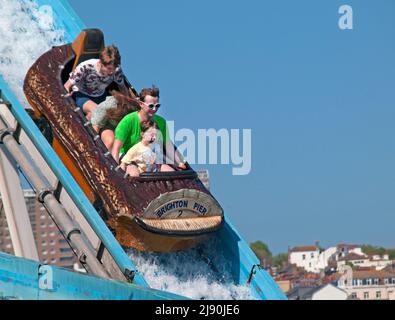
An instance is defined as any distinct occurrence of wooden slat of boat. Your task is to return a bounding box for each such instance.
[140,216,223,232]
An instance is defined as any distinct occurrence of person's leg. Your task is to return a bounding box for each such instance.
[160,164,175,172]
[101,129,115,150]
[126,164,140,177]
[82,100,98,121]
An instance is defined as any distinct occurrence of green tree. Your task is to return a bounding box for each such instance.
[386,249,395,260]
[361,245,386,256]
[272,253,288,268]
[250,241,272,264]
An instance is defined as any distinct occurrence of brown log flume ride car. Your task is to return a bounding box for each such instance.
[23,29,224,252]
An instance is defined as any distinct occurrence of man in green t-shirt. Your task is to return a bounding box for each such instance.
[111,87,186,171]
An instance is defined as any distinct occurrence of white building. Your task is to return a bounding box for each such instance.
[289,245,321,273]
[289,243,393,274]
[287,284,347,300]
[337,252,393,271]
[335,244,364,260]
[312,284,348,300]
[337,269,395,300]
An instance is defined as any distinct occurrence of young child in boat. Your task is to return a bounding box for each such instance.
[112,87,187,170]
[64,45,129,120]
[120,120,172,176]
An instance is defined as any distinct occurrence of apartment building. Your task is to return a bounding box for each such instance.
[0,190,78,269]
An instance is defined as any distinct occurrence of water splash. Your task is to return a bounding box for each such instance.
[0,0,66,107]
[127,236,256,300]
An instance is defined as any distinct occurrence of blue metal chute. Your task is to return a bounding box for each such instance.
[0,252,187,300]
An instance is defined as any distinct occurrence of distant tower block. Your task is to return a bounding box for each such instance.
[0,189,79,269]
[197,170,210,190]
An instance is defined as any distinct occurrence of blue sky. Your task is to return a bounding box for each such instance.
[67,0,395,254]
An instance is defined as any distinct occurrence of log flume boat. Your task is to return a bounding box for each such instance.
[23,29,224,252]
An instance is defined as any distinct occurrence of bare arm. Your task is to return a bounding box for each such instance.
[92,124,100,133]
[111,139,124,164]
[64,79,72,93]
[165,140,186,169]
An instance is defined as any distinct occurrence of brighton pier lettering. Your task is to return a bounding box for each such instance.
[156,200,189,217]
[193,202,208,215]
[155,200,209,217]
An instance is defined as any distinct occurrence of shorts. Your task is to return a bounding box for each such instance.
[73,91,107,109]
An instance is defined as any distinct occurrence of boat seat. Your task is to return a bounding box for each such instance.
[71,29,105,71]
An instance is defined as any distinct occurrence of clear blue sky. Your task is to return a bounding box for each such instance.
[67,0,395,254]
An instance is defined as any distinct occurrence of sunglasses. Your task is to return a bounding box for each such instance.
[142,102,161,110]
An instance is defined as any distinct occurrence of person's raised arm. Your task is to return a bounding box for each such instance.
[111,139,123,164]
[165,140,186,170]
[64,79,72,93]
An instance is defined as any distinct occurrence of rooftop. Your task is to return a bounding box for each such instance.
[338,252,368,262]
[289,245,319,253]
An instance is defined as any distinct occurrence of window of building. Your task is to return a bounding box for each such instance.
[50,240,55,245]
[50,258,56,263]
[311,253,314,258]
[364,292,369,300]
[41,241,47,246]
[49,231,56,237]
[42,250,48,255]
[40,223,47,228]
[302,254,306,260]
[41,232,47,237]
[60,256,74,262]
[366,279,372,286]
[350,292,357,299]
[376,291,381,299]
[40,214,46,219]
[50,249,56,255]
[374,279,379,285]
[384,278,389,285]
[357,279,363,286]
[392,278,395,284]
[60,247,72,253]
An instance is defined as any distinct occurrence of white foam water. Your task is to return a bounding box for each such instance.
[0,0,65,107]
[127,236,256,300]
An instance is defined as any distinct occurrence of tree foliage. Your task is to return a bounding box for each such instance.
[361,245,386,256]
[250,240,272,262]
[272,253,288,268]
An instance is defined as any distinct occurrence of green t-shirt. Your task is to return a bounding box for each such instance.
[115,112,169,154]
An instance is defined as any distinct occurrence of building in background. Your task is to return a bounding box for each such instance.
[0,190,78,269]
[287,283,347,300]
[288,245,321,273]
[336,269,395,300]
[197,170,210,190]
